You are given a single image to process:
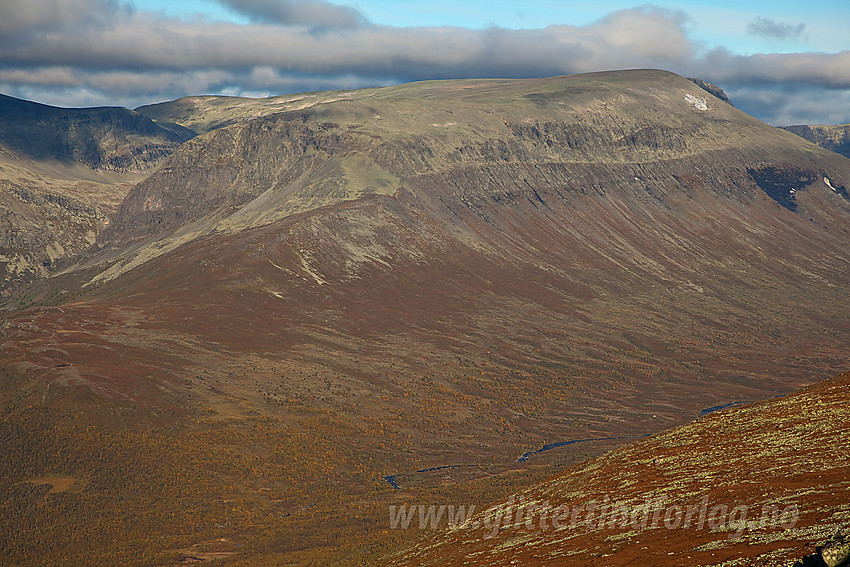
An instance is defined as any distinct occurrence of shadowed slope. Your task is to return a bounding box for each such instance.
[0,93,193,170]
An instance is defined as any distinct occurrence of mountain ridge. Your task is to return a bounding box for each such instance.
[0,92,194,170]
[0,92,197,292]
[1,69,850,566]
[83,70,850,285]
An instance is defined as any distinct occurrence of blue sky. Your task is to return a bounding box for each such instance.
[0,0,848,124]
[134,0,847,53]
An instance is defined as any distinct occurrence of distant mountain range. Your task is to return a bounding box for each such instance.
[1,70,849,566]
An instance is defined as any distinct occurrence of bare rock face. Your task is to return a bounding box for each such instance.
[0,93,195,293]
[783,124,850,160]
[688,77,733,105]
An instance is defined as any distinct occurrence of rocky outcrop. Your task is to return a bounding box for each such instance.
[823,531,850,567]
[688,77,733,105]
[783,124,850,160]
[793,530,850,567]
[0,93,194,171]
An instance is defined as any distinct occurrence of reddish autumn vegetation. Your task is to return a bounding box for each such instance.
[1,70,849,565]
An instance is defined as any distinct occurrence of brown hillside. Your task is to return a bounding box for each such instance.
[389,370,850,566]
[1,70,850,565]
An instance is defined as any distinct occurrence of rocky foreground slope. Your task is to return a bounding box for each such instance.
[387,370,850,566]
[1,70,850,565]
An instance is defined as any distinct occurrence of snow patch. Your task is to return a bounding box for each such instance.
[824,177,836,191]
[684,94,708,111]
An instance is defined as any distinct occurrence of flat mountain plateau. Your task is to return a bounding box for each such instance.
[1,70,849,565]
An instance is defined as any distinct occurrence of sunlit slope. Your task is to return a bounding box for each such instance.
[2,70,850,566]
[390,370,850,567]
[94,70,850,282]
[0,146,144,289]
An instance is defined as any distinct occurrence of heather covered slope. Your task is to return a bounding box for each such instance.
[2,70,850,565]
[388,370,850,567]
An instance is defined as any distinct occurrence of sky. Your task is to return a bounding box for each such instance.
[0,0,848,125]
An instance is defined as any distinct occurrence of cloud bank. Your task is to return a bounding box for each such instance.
[0,0,847,125]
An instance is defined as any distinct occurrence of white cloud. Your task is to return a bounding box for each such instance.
[0,0,847,125]
[728,85,850,126]
[0,0,125,35]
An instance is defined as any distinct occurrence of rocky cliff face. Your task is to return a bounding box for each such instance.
[783,123,850,159]
[0,93,196,293]
[0,148,147,295]
[688,77,732,104]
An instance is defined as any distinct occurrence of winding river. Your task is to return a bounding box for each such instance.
[381,400,756,489]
